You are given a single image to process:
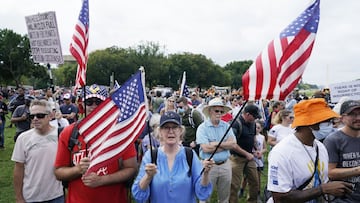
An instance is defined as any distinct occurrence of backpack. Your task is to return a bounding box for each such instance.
[188,108,203,129]
[151,147,193,177]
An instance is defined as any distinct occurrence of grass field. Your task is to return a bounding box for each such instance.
[0,117,269,203]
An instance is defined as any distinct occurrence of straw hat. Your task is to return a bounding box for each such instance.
[202,97,232,117]
[292,98,339,128]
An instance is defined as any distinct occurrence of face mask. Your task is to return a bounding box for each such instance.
[178,108,185,114]
[311,122,334,140]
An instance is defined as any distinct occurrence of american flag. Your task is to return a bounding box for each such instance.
[242,0,320,101]
[180,71,190,97]
[78,69,147,174]
[70,0,89,89]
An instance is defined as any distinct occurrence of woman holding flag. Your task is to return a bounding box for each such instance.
[132,111,214,202]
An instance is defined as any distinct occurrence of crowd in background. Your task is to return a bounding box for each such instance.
[1,84,359,203]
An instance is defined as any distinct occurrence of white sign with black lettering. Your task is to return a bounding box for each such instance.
[25,11,63,64]
[329,80,360,103]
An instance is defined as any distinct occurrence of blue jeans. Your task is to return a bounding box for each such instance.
[0,119,5,147]
[28,195,64,203]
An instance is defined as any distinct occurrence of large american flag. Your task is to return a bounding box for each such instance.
[242,0,320,101]
[78,69,147,174]
[70,0,89,89]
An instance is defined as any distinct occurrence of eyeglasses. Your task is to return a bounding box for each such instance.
[29,113,48,119]
[85,98,103,106]
[289,116,294,119]
[213,109,225,114]
[161,125,180,132]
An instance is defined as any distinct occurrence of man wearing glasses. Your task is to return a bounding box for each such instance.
[12,99,64,203]
[324,100,360,202]
[54,84,138,203]
[196,97,236,203]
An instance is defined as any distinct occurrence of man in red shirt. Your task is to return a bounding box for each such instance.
[54,84,138,203]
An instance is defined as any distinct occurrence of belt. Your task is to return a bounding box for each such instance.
[215,161,226,165]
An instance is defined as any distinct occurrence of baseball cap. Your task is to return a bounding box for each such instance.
[160,111,182,127]
[63,93,71,100]
[244,104,261,119]
[340,100,360,115]
[292,98,339,128]
[84,84,108,101]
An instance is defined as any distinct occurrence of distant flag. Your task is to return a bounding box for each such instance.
[180,71,190,97]
[71,0,89,89]
[78,68,147,174]
[113,80,120,90]
[242,0,320,101]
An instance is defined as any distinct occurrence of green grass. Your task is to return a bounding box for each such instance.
[0,118,16,203]
[0,117,269,203]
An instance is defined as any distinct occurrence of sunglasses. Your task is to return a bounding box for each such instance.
[85,98,103,106]
[213,109,225,114]
[29,113,48,119]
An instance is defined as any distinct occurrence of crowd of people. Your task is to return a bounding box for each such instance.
[1,84,359,203]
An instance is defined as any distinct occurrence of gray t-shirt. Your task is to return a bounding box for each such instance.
[12,105,31,133]
[324,130,360,202]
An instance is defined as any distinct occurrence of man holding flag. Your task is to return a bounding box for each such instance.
[54,84,138,203]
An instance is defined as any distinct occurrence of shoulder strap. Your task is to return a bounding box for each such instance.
[68,122,80,152]
[297,146,319,190]
[184,147,193,177]
[151,147,193,177]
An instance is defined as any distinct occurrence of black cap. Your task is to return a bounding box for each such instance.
[244,104,261,119]
[160,111,182,127]
[340,100,360,115]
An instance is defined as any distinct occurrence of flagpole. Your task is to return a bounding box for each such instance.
[200,100,248,175]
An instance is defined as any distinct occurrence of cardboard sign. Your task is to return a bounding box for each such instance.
[25,11,63,64]
[329,80,360,103]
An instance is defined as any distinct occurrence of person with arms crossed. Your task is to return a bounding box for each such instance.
[196,98,237,203]
[54,84,138,203]
[12,99,64,203]
[324,100,360,202]
[267,98,353,203]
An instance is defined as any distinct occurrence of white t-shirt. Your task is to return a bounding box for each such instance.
[267,134,329,194]
[11,127,63,202]
[268,124,295,144]
[254,134,266,167]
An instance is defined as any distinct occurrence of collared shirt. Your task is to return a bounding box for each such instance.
[196,119,235,163]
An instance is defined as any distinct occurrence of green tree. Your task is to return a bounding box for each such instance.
[0,29,32,86]
[224,60,253,89]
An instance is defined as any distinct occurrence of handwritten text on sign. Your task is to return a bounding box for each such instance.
[25,11,63,64]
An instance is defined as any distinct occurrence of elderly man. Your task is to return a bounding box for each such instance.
[267,98,353,203]
[196,97,237,203]
[324,100,360,202]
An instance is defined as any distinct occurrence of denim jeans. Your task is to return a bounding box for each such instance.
[0,119,5,147]
[28,195,64,203]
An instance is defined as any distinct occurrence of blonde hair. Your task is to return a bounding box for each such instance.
[273,109,292,125]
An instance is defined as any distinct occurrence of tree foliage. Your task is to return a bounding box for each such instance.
[1,29,320,91]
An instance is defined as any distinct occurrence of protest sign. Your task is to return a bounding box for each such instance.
[329,80,360,103]
[25,11,63,64]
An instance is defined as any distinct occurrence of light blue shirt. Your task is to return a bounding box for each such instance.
[196,119,235,163]
[132,147,212,203]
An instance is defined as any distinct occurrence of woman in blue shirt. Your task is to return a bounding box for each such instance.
[132,111,214,203]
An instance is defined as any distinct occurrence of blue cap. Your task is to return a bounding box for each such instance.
[160,111,182,127]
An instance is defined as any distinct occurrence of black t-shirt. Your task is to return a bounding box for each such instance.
[231,116,256,157]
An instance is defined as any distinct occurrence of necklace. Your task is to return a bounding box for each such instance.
[301,143,316,163]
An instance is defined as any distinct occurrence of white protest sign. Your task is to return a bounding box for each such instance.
[329,80,360,103]
[25,11,63,64]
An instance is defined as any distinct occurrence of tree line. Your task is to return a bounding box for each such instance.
[0,28,317,91]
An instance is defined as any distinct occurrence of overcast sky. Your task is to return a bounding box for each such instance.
[1,0,359,87]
